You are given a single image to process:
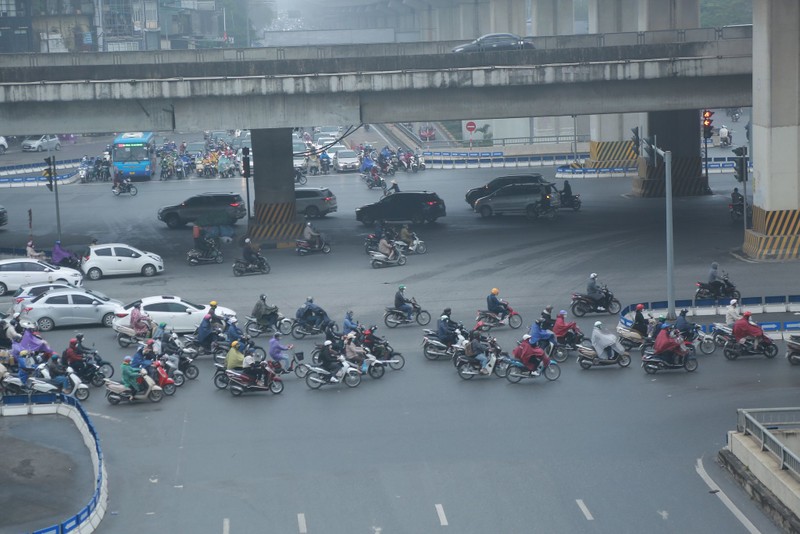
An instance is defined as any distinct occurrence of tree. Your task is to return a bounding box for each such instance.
[700,0,752,28]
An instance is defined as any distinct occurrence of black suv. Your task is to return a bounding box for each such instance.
[355,191,446,226]
[158,193,247,228]
[465,173,550,207]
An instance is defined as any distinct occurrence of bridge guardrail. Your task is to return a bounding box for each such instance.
[555,157,754,178]
[1,393,107,534]
[736,408,800,479]
[424,151,589,170]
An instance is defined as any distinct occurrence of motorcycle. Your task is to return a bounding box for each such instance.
[305,355,361,389]
[682,325,716,355]
[641,348,698,373]
[393,234,427,255]
[232,254,271,276]
[151,360,177,396]
[575,343,631,369]
[361,326,406,370]
[720,134,732,147]
[383,299,431,328]
[616,325,649,353]
[556,329,586,355]
[294,169,308,185]
[320,158,331,174]
[72,357,109,388]
[712,324,736,347]
[694,273,740,300]
[570,286,621,316]
[112,179,138,197]
[475,303,523,330]
[787,334,800,365]
[729,203,752,223]
[422,327,467,361]
[370,250,407,268]
[505,356,561,383]
[559,192,581,211]
[295,238,332,255]
[160,352,197,386]
[113,318,156,348]
[227,363,284,396]
[264,351,311,379]
[34,363,91,401]
[186,240,224,266]
[210,336,266,365]
[454,337,509,379]
[104,369,164,404]
[291,318,338,340]
[243,314,293,338]
[723,336,778,360]
[364,172,386,190]
[412,153,426,172]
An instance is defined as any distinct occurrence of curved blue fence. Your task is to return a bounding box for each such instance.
[1,393,107,534]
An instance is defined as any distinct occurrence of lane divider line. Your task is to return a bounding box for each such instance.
[223,517,230,534]
[435,503,448,526]
[576,499,594,520]
[695,457,761,534]
[298,512,307,533]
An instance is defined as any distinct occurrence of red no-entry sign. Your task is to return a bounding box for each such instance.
[465,121,477,133]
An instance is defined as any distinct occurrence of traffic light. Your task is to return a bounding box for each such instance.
[643,136,655,166]
[43,156,54,192]
[702,110,714,139]
[732,146,748,182]
[631,127,640,157]
[241,146,250,178]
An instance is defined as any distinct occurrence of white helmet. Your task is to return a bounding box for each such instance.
[522,334,531,341]
[590,273,598,279]
[323,340,332,346]
[730,299,737,305]
[594,321,602,327]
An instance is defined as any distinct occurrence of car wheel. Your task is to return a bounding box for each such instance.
[141,264,157,277]
[0,282,7,296]
[305,206,320,218]
[102,313,115,327]
[87,267,102,281]
[479,206,492,218]
[37,317,55,331]
[55,143,61,151]
[411,214,425,225]
[165,214,184,229]
[37,145,44,152]
[361,216,375,227]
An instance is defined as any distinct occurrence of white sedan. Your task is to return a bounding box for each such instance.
[81,243,164,281]
[333,150,360,172]
[111,295,236,334]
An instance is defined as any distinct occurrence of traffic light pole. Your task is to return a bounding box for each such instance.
[649,139,676,320]
[52,150,62,241]
[704,139,709,181]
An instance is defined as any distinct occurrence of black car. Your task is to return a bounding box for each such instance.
[0,205,6,227]
[355,191,446,226]
[158,193,247,229]
[451,33,534,53]
[465,174,551,207]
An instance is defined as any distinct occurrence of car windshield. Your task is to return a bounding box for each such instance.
[338,150,357,158]
[182,299,205,311]
[114,145,150,162]
[187,142,205,153]
[84,289,110,302]
[24,135,44,142]
[38,260,59,270]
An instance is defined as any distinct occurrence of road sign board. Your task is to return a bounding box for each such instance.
[465,121,476,133]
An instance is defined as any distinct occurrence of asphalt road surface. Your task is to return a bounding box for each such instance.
[0,164,788,534]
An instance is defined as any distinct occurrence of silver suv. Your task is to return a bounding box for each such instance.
[295,187,337,218]
[473,183,560,218]
[22,134,61,152]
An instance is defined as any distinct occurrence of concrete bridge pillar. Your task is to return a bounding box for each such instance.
[744,0,800,259]
[637,0,699,31]
[588,0,640,144]
[489,0,527,36]
[632,110,707,197]
[249,128,305,245]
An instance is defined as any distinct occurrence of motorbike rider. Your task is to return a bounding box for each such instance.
[590,321,620,360]
[561,180,573,205]
[132,339,157,378]
[675,309,694,337]
[46,354,70,392]
[26,240,46,260]
[303,222,322,249]
[528,319,556,348]
[398,224,413,248]
[513,334,544,375]
[268,332,293,372]
[296,297,328,330]
[224,317,243,343]
[242,238,259,268]
[343,311,359,335]
[731,187,744,207]
[708,262,725,296]
[130,304,152,337]
[0,318,21,348]
[395,285,413,321]
[344,332,369,372]
[465,330,490,375]
[725,299,741,327]
[632,304,648,338]
[252,294,279,330]
[242,351,265,386]
[587,273,604,308]
[196,314,215,350]
[540,305,555,330]
[318,340,340,383]
[553,310,580,346]
[319,150,331,172]
[437,308,459,346]
[487,288,509,320]
[387,180,400,194]
[51,240,77,268]
[653,327,686,365]
[121,355,143,395]
[651,315,668,340]
[63,338,84,374]
[719,125,731,145]
[378,235,397,261]
[225,340,245,370]
[733,311,764,350]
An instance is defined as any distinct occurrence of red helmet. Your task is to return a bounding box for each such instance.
[743,311,752,317]
[636,304,644,311]
[146,339,155,346]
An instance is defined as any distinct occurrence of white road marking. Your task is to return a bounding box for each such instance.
[85,411,121,422]
[695,458,761,534]
[222,517,230,534]
[576,499,594,520]
[657,510,669,520]
[298,513,307,533]
[435,503,448,526]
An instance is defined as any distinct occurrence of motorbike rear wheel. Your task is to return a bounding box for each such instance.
[233,264,245,277]
[506,366,525,383]
[456,363,475,380]
[172,373,186,387]
[423,344,439,361]
[148,390,163,402]
[245,321,263,337]
[117,334,132,348]
[579,358,593,370]
[213,373,229,389]
[551,347,568,363]
[571,301,590,318]
[322,245,331,254]
[291,324,307,340]
[74,387,90,401]
[91,374,106,387]
[643,363,658,374]
[371,260,381,269]
[163,383,176,396]
[384,312,401,329]
[184,365,199,380]
[295,363,310,379]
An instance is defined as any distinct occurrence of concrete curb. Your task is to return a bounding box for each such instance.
[718,447,800,533]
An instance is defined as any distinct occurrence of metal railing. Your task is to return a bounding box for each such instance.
[736,408,800,478]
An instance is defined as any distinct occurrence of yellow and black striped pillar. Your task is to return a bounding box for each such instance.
[586,141,637,169]
[631,156,709,197]
[249,201,305,244]
[744,206,800,260]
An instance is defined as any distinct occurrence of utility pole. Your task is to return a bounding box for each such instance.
[646,137,675,319]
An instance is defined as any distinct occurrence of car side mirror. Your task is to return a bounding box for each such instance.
[93,301,100,306]
[44,268,52,273]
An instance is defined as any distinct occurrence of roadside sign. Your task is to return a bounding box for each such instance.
[465,121,477,133]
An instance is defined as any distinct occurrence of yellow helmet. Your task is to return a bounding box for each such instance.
[491,288,499,295]
[231,340,239,348]
[209,300,218,307]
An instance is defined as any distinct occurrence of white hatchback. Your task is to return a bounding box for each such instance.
[81,243,164,281]
[111,295,237,334]
[0,258,82,297]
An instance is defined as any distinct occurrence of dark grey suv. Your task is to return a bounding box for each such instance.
[158,193,247,228]
[355,191,446,226]
[465,173,551,207]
